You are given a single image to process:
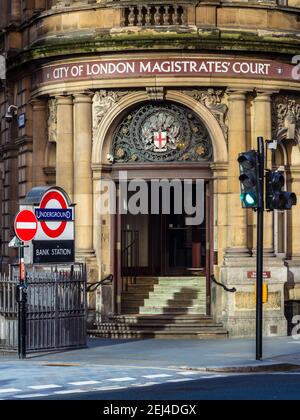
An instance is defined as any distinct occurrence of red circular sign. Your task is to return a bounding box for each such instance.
[14,210,38,242]
[40,190,68,239]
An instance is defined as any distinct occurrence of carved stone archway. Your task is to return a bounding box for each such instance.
[92,90,228,165]
[91,88,229,318]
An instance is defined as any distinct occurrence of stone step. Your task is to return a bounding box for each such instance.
[125,286,204,295]
[122,295,206,304]
[122,293,206,304]
[96,323,225,331]
[121,300,146,307]
[135,278,159,285]
[155,281,205,287]
[133,277,206,286]
[126,285,156,294]
[139,307,206,315]
[149,290,206,300]
[122,293,152,300]
[157,276,205,281]
[152,286,204,293]
[109,315,213,324]
[89,329,228,340]
[144,299,206,307]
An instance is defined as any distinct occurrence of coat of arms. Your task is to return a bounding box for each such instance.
[111,102,213,163]
[142,111,180,153]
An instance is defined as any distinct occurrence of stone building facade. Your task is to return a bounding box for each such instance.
[0,0,300,338]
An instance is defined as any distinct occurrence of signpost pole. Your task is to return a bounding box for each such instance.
[14,210,37,361]
[18,242,27,359]
[256,137,264,361]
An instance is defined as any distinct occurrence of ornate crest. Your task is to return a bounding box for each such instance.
[110,102,213,163]
[141,111,180,153]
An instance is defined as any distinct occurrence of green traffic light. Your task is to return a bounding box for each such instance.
[240,192,257,208]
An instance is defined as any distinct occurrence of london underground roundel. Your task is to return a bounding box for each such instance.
[38,190,69,239]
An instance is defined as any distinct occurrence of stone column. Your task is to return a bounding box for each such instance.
[73,93,94,258]
[56,95,74,199]
[10,0,21,23]
[253,91,274,256]
[286,164,300,300]
[31,99,47,186]
[226,90,250,257]
[289,166,300,259]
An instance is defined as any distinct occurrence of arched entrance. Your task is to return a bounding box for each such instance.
[92,91,228,320]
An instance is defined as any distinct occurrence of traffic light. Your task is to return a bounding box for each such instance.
[238,151,259,209]
[265,170,297,211]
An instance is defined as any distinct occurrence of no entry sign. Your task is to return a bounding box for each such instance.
[14,210,38,242]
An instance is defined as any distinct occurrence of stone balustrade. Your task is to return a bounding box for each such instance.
[122,4,186,27]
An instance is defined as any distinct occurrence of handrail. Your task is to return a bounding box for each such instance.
[86,274,113,293]
[122,239,136,254]
[210,275,236,293]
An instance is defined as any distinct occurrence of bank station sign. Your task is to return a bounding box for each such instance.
[21,187,75,265]
[35,57,295,85]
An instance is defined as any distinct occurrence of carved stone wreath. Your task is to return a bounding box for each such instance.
[110,102,213,163]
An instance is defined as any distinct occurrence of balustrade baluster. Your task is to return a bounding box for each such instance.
[128,6,135,26]
[173,6,179,25]
[154,6,160,26]
[137,6,143,26]
[163,6,170,26]
[145,6,152,26]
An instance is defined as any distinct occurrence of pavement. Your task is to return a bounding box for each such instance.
[1,336,300,400]
[2,335,300,371]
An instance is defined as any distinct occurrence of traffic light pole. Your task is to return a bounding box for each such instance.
[256,137,264,361]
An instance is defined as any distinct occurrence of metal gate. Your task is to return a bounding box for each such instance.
[0,265,87,353]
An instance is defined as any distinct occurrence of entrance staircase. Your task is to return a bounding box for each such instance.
[89,277,228,340]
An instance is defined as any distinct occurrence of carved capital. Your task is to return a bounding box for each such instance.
[182,88,228,140]
[272,94,300,144]
[92,90,130,136]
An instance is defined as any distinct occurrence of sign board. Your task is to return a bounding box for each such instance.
[14,210,38,242]
[20,186,75,265]
[33,241,75,264]
[17,113,26,129]
[248,271,271,279]
[34,57,296,86]
[254,283,269,305]
[34,189,74,241]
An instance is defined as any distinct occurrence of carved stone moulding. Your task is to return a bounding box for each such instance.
[48,98,57,143]
[272,94,300,145]
[93,90,130,136]
[181,89,228,141]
